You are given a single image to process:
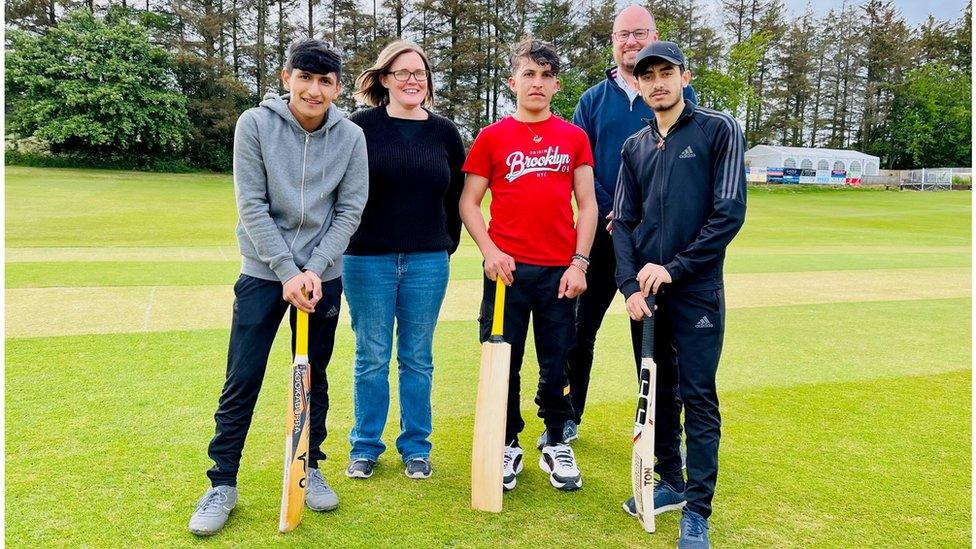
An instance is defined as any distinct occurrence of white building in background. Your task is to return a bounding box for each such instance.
[745,145,881,177]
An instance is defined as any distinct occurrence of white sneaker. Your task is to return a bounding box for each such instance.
[502,443,524,491]
[539,443,582,491]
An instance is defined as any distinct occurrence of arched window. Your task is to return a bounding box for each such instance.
[800,159,813,169]
[850,161,862,174]
[866,161,878,174]
[818,160,830,170]
[784,158,797,168]
[833,161,845,171]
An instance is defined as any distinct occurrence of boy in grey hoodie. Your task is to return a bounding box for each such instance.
[189,40,368,536]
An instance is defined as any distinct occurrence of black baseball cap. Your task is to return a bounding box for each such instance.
[633,41,686,77]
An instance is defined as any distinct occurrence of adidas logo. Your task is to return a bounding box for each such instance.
[695,316,713,329]
[325,306,340,318]
[679,146,696,159]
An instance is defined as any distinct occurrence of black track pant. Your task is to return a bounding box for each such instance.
[565,228,648,424]
[478,264,576,446]
[206,274,342,487]
[652,288,726,520]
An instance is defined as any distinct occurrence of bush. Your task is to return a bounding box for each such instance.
[5,8,192,157]
[5,149,201,173]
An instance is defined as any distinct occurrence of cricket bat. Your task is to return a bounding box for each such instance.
[632,293,657,533]
[279,307,311,533]
[471,277,511,512]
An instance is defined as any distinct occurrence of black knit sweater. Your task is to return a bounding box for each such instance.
[346,106,465,255]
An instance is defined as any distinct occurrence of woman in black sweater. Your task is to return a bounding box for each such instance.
[343,40,464,481]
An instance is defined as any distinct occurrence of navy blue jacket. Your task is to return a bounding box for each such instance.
[573,67,698,218]
[612,101,747,297]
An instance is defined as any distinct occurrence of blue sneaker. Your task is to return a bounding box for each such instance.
[534,420,579,449]
[404,457,432,479]
[622,480,686,516]
[678,510,710,549]
[345,458,375,479]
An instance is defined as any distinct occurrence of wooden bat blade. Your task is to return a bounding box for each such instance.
[471,339,511,512]
[632,357,657,533]
[279,357,310,533]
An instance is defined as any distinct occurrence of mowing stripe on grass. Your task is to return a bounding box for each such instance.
[9,244,968,263]
[5,246,238,262]
[5,252,971,289]
[5,267,970,337]
[6,299,968,413]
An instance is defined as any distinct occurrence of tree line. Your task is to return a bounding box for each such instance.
[4,0,971,171]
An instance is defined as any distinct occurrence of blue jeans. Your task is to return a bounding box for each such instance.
[344,251,449,463]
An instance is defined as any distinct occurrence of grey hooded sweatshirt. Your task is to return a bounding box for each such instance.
[233,93,368,283]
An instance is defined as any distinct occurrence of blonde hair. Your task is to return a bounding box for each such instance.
[354,40,435,107]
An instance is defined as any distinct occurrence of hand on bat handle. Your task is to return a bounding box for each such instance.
[625,292,657,321]
[636,262,672,296]
[283,273,317,313]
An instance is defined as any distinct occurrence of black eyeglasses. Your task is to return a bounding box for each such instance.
[387,69,429,82]
[612,28,652,42]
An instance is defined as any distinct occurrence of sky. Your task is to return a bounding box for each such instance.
[688,0,970,28]
[779,0,969,25]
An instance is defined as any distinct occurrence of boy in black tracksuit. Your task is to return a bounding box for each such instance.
[612,41,745,548]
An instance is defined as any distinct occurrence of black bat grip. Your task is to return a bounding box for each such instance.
[641,294,655,359]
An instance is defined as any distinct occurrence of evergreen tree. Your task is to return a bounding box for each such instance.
[766,9,815,146]
[858,0,911,158]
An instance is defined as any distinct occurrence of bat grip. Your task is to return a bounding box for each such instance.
[641,294,655,359]
[490,277,505,337]
[296,308,309,356]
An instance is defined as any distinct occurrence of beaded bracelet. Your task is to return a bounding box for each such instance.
[572,253,590,265]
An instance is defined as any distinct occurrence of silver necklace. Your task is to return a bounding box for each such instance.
[522,121,543,143]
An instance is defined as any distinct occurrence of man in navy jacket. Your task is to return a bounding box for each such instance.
[613,41,746,549]
[547,4,696,449]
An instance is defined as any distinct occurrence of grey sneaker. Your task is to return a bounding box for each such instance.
[534,420,579,449]
[188,485,238,536]
[305,468,339,511]
[345,458,375,479]
[404,457,432,479]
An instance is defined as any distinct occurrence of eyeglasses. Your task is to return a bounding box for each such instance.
[387,69,429,82]
[612,28,653,42]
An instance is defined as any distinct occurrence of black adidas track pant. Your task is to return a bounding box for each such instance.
[206,274,342,487]
[651,287,726,520]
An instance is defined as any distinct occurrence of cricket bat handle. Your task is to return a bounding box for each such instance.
[642,294,655,358]
[491,277,505,338]
[296,308,308,357]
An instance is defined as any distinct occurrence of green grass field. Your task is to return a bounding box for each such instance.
[5,166,972,547]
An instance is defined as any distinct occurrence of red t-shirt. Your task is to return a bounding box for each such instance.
[463,115,593,266]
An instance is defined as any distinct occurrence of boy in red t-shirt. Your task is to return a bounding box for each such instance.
[459,38,598,492]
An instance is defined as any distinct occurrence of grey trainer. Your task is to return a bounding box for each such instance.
[404,458,432,479]
[305,468,339,511]
[188,485,238,536]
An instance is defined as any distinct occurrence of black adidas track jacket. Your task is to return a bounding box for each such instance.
[612,101,747,298]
